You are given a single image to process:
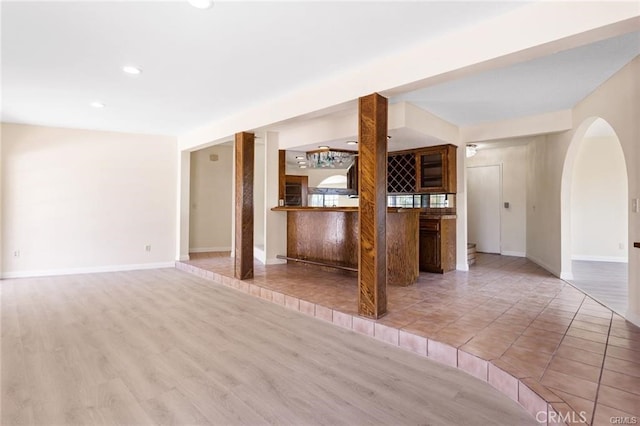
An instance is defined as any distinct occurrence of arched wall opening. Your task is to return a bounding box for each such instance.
[561,117,629,313]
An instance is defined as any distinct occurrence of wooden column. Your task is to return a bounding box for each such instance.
[235,132,254,280]
[358,93,388,318]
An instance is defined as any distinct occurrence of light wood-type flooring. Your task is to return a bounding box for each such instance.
[1,268,535,426]
[179,252,640,426]
[568,260,628,315]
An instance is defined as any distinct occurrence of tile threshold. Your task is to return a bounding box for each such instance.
[176,261,561,425]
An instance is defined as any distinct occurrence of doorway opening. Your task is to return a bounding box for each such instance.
[562,118,629,314]
[467,165,502,254]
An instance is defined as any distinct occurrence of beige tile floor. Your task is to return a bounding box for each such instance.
[180,252,640,426]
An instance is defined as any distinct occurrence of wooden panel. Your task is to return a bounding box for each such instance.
[441,218,457,272]
[387,211,419,286]
[287,211,359,269]
[234,132,254,280]
[358,93,388,318]
[285,209,419,286]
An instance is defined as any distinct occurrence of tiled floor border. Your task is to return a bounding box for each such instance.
[176,261,568,426]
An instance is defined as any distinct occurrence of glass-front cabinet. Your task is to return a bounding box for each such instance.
[415,144,457,193]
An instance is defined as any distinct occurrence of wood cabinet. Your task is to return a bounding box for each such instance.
[347,156,358,192]
[419,216,456,273]
[284,175,308,207]
[416,144,457,193]
[386,144,457,194]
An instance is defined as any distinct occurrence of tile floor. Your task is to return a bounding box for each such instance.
[178,252,640,426]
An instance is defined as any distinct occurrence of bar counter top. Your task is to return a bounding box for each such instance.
[271,206,420,213]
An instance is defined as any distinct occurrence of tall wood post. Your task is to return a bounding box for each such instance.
[358,93,388,318]
[235,132,254,280]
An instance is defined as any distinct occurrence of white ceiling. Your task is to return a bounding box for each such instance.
[1,1,526,136]
[2,2,638,140]
[392,31,640,125]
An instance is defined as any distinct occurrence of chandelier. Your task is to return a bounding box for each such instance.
[306,148,357,168]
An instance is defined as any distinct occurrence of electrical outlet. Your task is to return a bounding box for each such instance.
[619,243,625,250]
[633,198,640,213]
[14,250,20,258]
[145,245,151,252]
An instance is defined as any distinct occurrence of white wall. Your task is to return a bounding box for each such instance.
[1,123,177,277]
[189,144,233,252]
[254,142,265,249]
[571,136,628,262]
[527,57,639,322]
[467,141,530,257]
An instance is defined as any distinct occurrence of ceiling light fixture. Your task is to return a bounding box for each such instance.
[306,148,357,169]
[297,161,306,164]
[295,156,305,160]
[299,165,307,169]
[188,0,213,9]
[318,145,330,150]
[122,65,142,75]
[90,102,105,108]
[346,140,358,145]
[466,144,478,158]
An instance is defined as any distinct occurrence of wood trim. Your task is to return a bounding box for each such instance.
[234,132,254,280]
[358,93,388,319]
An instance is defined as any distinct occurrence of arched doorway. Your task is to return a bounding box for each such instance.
[561,117,629,314]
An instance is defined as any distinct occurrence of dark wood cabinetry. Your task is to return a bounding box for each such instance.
[347,156,358,192]
[386,144,457,194]
[284,175,308,207]
[416,144,457,193]
[419,216,456,273]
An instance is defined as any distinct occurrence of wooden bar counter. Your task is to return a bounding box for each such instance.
[272,206,420,286]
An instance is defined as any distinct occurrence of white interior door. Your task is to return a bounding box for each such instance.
[467,165,501,254]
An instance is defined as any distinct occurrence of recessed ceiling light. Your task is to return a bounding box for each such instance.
[90,102,105,108]
[346,140,358,145]
[318,145,330,149]
[295,156,304,160]
[188,0,213,9]
[299,165,307,169]
[297,161,306,164]
[387,135,392,140]
[122,65,142,75]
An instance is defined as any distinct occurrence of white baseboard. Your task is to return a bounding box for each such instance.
[254,246,266,264]
[189,246,231,253]
[456,262,469,272]
[178,255,190,261]
[265,258,287,265]
[1,261,176,279]
[560,271,574,281]
[624,311,640,328]
[571,254,628,263]
[526,254,561,278]
[501,251,526,257]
